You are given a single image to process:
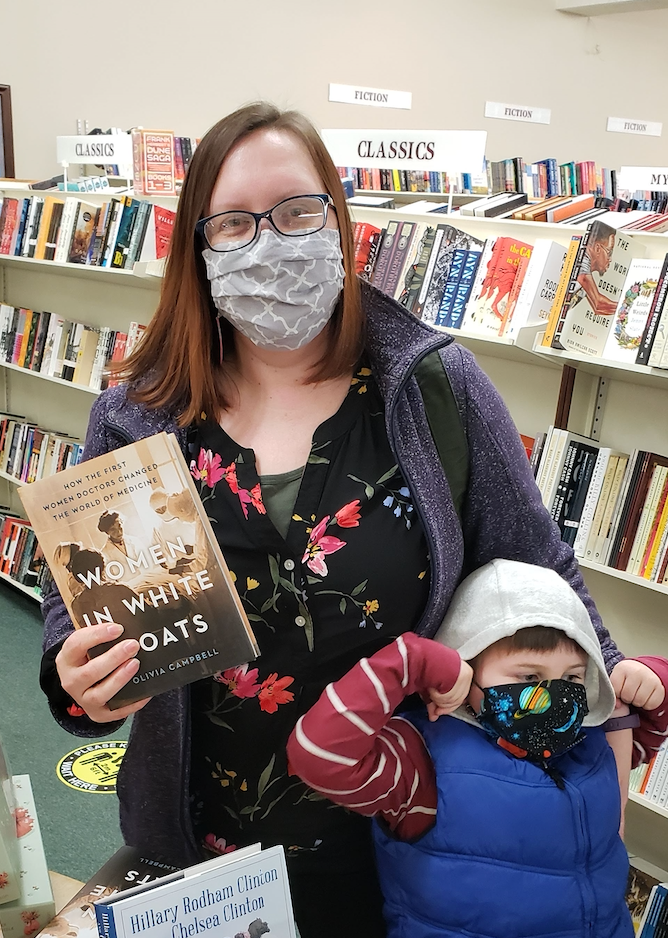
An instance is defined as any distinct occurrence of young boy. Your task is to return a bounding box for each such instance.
[287,560,666,938]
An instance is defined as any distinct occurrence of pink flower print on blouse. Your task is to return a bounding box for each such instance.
[302,516,346,576]
[204,833,237,855]
[238,482,266,520]
[214,663,261,699]
[190,448,226,488]
[334,499,362,528]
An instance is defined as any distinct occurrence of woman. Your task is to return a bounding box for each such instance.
[40,103,667,938]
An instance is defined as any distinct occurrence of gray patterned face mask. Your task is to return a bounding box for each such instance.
[202,228,345,351]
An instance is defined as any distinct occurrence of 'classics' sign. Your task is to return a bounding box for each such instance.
[321,129,487,173]
[56,134,134,165]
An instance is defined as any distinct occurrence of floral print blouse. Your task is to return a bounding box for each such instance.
[188,365,430,872]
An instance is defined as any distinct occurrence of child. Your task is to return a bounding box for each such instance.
[287,560,666,938]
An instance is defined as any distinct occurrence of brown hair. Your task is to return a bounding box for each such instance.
[115,102,363,426]
[494,626,582,656]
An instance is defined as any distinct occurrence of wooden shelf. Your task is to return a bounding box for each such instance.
[629,791,668,820]
[579,559,668,596]
[0,568,42,603]
[0,360,101,394]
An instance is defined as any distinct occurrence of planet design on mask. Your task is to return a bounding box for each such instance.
[514,684,551,719]
[554,704,581,733]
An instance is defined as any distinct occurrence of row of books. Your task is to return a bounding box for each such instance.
[339,167,487,195]
[0,305,146,390]
[530,428,668,584]
[639,880,668,937]
[0,510,51,597]
[631,742,668,807]
[542,220,668,365]
[341,156,617,199]
[0,413,83,484]
[354,218,560,338]
[0,193,175,268]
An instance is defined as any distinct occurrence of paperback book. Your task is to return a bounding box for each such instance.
[18,432,259,708]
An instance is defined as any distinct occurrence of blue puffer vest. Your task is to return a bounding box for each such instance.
[373,713,633,938]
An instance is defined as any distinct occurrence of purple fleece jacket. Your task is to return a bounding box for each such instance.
[40,282,622,867]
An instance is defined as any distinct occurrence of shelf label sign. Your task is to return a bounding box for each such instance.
[484,101,551,125]
[607,117,662,137]
[321,129,487,173]
[329,83,412,110]
[618,166,668,191]
[56,134,133,165]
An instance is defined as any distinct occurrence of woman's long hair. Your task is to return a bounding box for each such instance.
[115,102,363,426]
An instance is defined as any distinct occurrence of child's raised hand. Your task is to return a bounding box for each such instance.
[610,659,665,711]
[427,659,474,722]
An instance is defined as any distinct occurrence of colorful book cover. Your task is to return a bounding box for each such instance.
[602,258,662,364]
[561,222,642,357]
[464,238,532,336]
[136,130,176,196]
[67,202,98,265]
[420,225,485,325]
[153,206,176,260]
[18,432,259,709]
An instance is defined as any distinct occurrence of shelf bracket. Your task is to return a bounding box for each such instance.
[588,376,609,441]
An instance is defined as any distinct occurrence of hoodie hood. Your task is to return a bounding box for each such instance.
[434,559,616,728]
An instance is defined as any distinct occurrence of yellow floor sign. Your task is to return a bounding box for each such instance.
[56,741,127,793]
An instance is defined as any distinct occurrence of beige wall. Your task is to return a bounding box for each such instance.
[3,0,668,179]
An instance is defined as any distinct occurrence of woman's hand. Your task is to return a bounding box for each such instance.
[55,623,151,723]
[426,659,474,722]
[610,659,666,711]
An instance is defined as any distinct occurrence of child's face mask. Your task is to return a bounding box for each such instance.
[202,228,345,351]
[473,679,588,762]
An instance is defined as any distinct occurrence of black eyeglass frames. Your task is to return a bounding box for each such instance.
[196,193,336,253]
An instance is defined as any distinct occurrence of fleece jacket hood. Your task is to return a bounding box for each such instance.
[434,559,616,728]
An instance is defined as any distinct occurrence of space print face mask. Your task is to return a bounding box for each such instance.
[202,228,345,351]
[474,679,588,762]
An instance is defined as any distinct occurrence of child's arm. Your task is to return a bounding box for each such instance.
[604,702,634,837]
[611,656,668,766]
[287,633,463,840]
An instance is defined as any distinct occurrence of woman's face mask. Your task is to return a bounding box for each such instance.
[473,679,589,762]
[202,228,345,351]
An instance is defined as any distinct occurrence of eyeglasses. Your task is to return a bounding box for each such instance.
[196,193,335,253]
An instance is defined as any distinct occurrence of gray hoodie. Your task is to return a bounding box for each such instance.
[434,559,616,729]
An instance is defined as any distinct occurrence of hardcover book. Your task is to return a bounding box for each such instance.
[94,844,297,938]
[39,847,180,938]
[602,258,663,364]
[18,432,258,708]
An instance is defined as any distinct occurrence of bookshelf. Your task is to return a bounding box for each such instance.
[353,190,482,207]
[1,188,667,867]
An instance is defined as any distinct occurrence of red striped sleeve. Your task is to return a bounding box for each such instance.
[631,656,668,767]
[287,633,461,840]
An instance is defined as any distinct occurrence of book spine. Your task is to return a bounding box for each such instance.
[95,903,119,938]
[551,226,592,349]
[637,253,668,365]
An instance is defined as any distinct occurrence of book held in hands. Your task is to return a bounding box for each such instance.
[18,431,258,708]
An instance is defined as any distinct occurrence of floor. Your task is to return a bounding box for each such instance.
[0,584,128,882]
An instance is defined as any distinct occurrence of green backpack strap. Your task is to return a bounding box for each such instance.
[413,349,469,524]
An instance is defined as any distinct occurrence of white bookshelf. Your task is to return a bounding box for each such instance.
[0,195,667,867]
[353,189,483,206]
[0,567,43,602]
[629,791,668,821]
[0,360,101,394]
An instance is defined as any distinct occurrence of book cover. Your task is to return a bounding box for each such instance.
[137,130,176,196]
[153,206,176,260]
[68,203,98,265]
[463,238,532,336]
[111,198,140,269]
[561,223,640,357]
[636,254,668,366]
[94,844,297,938]
[542,235,582,347]
[39,847,180,938]
[602,258,663,364]
[384,221,416,298]
[18,432,259,708]
[420,225,485,325]
[369,221,400,292]
[505,240,567,341]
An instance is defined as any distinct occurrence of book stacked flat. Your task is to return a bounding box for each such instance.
[0,193,175,268]
[0,304,145,391]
